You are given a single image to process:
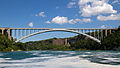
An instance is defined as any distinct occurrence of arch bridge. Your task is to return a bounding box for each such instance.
[0,28,117,43]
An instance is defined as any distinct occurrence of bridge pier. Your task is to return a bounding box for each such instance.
[0,28,12,40]
[109,30,112,34]
[101,29,103,40]
[1,29,4,35]
[105,29,108,37]
[0,28,5,35]
[97,29,99,39]
[93,30,96,38]
[8,29,12,40]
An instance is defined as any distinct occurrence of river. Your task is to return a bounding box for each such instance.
[0,50,120,68]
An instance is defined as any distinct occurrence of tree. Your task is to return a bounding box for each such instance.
[101,26,120,50]
[118,26,120,30]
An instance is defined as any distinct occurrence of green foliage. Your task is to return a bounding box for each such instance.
[101,30,120,50]
[15,42,26,50]
[24,39,70,50]
[118,26,120,30]
[0,44,6,51]
[0,34,18,51]
[38,44,69,50]
[69,26,120,51]
[70,39,100,50]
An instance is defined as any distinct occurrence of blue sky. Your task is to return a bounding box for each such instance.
[0,0,120,42]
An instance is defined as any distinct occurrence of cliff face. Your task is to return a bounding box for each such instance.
[52,39,68,46]
[52,34,88,46]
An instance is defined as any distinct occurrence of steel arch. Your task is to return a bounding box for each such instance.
[15,29,101,43]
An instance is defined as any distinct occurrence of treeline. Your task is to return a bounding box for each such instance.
[0,26,120,52]
[70,26,120,50]
[101,27,120,50]
[0,35,70,51]
[15,38,70,51]
[0,33,20,51]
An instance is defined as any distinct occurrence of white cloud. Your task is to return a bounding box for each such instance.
[51,16,91,24]
[52,16,68,24]
[35,12,46,17]
[101,25,107,28]
[69,18,91,23]
[67,2,76,8]
[29,22,33,27]
[112,0,120,4]
[97,14,120,21]
[56,6,59,9]
[81,18,91,22]
[78,0,117,17]
[68,19,77,24]
[45,21,51,23]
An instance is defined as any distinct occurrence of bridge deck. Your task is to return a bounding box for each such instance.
[10,28,117,30]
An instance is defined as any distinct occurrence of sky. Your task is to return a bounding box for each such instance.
[0,0,120,42]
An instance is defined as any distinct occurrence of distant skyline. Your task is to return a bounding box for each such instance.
[0,0,120,42]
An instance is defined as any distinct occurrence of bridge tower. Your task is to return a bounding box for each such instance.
[0,28,12,40]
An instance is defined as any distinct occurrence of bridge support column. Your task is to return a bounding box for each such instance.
[8,29,12,40]
[109,30,112,34]
[94,29,96,38]
[101,29,103,40]
[105,29,108,37]
[2,29,4,35]
[65,38,68,45]
[97,29,99,39]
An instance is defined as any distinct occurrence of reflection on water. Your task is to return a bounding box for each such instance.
[0,50,120,68]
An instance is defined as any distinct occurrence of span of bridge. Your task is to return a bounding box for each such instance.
[0,28,117,44]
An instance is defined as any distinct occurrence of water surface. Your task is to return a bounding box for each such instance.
[0,50,120,68]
